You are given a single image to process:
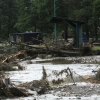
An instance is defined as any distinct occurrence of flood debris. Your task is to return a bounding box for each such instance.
[84,68,100,84]
[0,73,28,97]
[0,50,27,71]
[0,62,17,71]
[18,66,49,95]
[92,69,100,83]
[0,40,100,99]
[1,50,26,64]
[52,78,64,85]
[80,44,93,56]
[52,67,76,85]
[11,41,80,57]
[0,40,99,72]
[97,69,100,78]
[18,80,49,95]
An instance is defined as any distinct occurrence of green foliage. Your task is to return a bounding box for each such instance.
[15,0,35,32]
[34,0,53,33]
[74,0,93,21]
[0,0,18,39]
[73,0,100,40]
[93,0,100,29]
[93,0,100,17]
[92,46,100,50]
[0,0,100,40]
[15,0,67,34]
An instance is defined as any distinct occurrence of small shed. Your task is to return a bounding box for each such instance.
[10,32,43,44]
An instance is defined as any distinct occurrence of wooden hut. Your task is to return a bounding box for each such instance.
[10,32,43,45]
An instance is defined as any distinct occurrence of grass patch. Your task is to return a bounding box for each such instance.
[92,46,100,50]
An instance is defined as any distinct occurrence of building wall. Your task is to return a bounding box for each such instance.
[24,33,43,44]
[10,32,43,44]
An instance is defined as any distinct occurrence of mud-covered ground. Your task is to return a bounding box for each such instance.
[46,83,100,97]
[1,56,100,100]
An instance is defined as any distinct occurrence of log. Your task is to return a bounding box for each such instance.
[26,49,80,56]
[11,42,80,57]
[11,42,47,49]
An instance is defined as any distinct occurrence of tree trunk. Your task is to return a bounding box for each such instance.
[85,18,89,42]
[94,23,98,41]
[34,23,37,32]
[65,25,68,41]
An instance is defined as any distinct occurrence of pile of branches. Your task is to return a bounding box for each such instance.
[19,66,50,94]
[11,40,80,57]
[0,72,28,97]
[0,50,27,71]
[0,66,50,98]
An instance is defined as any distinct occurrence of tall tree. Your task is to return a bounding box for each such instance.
[0,0,18,38]
[93,0,100,17]
[16,0,67,33]
[56,0,68,40]
[93,0,100,40]
[15,0,35,32]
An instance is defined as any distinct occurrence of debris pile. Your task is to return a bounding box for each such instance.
[0,73,28,97]
[19,66,50,94]
[19,80,49,94]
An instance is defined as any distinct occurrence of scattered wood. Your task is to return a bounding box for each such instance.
[0,77,28,97]
[1,50,26,63]
[0,62,16,71]
[18,67,49,95]
[19,80,49,94]
[26,49,79,57]
[11,41,80,57]
[52,78,64,85]
[80,45,93,56]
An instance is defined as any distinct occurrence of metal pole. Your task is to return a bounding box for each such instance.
[68,67,76,85]
[54,0,57,42]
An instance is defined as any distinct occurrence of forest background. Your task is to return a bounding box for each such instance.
[0,0,100,41]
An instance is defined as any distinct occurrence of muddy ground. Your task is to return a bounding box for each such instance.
[46,83,100,98]
[0,56,99,100]
[0,47,100,99]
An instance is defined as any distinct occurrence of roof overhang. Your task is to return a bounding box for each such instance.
[50,17,84,29]
[50,17,84,24]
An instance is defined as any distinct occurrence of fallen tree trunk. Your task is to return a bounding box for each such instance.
[11,42,80,57]
[11,42,47,49]
[26,49,80,56]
